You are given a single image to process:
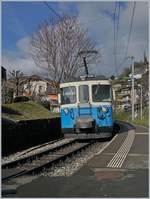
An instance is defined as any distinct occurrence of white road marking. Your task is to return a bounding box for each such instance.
[95,134,118,155]
[107,130,135,168]
[135,133,148,135]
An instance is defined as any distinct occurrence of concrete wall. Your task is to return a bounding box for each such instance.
[2,117,62,156]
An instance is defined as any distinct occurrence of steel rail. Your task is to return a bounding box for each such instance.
[2,137,64,165]
[15,137,64,157]
[2,138,76,169]
[2,141,93,183]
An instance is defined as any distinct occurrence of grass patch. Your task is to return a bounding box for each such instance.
[2,101,60,122]
[114,108,149,128]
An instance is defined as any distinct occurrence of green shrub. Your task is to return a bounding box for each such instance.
[38,101,50,110]
[114,108,149,127]
[13,96,30,103]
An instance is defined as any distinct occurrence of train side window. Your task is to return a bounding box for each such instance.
[61,86,76,105]
[79,85,89,103]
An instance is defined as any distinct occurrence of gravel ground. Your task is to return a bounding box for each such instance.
[16,142,86,170]
[40,141,107,177]
[2,141,108,189]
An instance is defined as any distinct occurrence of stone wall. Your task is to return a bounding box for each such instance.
[2,117,62,156]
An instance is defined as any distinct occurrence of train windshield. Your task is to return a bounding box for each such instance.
[79,85,89,103]
[92,84,111,102]
[61,86,76,104]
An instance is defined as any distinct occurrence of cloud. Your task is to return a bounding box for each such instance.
[2,2,148,78]
[16,36,32,55]
[77,1,148,76]
[2,51,37,75]
[2,36,40,75]
[2,36,51,78]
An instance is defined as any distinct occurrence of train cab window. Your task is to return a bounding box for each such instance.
[92,84,111,102]
[79,85,89,103]
[61,86,76,104]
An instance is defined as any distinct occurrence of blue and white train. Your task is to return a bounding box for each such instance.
[59,76,114,139]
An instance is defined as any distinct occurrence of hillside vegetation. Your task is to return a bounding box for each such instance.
[2,101,59,122]
[114,108,149,128]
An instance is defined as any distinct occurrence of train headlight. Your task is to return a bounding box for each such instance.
[100,106,108,113]
[64,108,69,114]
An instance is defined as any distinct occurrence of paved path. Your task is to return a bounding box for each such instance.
[4,125,149,197]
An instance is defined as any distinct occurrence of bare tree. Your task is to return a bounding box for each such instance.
[9,70,25,97]
[31,15,100,85]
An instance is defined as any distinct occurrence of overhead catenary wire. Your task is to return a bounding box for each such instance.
[43,1,62,19]
[113,2,117,75]
[43,2,135,76]
[115,2,121,75]
[124,2,136,58]
[118,2,136,70]
[113,2,121,76]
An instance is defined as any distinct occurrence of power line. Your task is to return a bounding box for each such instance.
[125,2,136,58]
[117,58,129,72]
[113,2,121,76]
[43,1,62,19]
[113,2,117,75]
[115,2,120,75]
[118,2,136,71]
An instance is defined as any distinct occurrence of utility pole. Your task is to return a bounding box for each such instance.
[141,85,143,120]
[131,56,135,121]
[138,84,143,120]
[123,56,135,120]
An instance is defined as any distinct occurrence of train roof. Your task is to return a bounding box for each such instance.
[61,75,109,84]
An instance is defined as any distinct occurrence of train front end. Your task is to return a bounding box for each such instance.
[59,78,113,139]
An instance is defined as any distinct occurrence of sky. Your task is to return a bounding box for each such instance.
[1,1,149,77]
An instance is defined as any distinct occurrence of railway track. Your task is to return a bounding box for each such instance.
[2,137,67,165]
[2,139,94,183]
[2,121,128,184]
